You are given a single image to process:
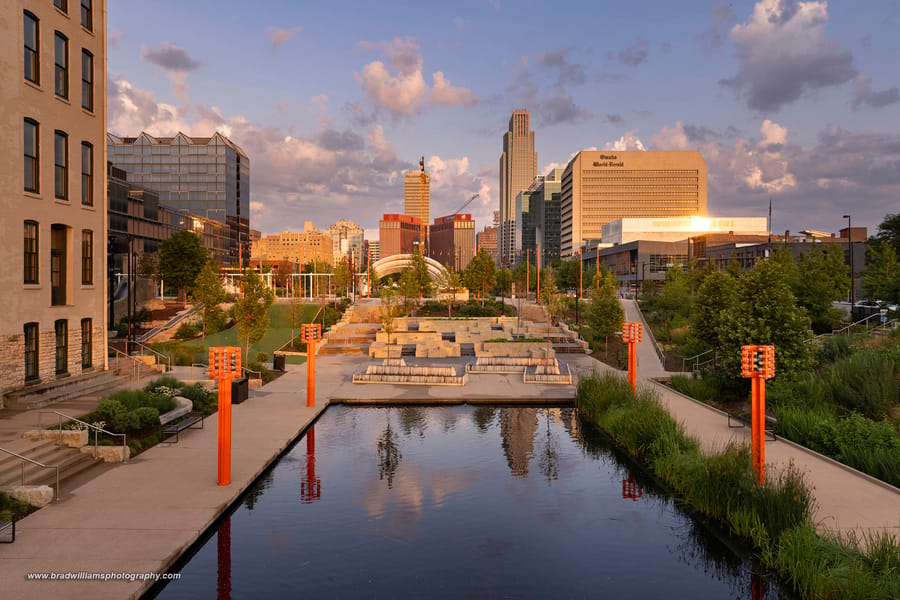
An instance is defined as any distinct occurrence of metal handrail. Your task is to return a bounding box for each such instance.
[130,341,171,372]
[804,313,891,343]
[682,348,714,372]
[38,411,128,464]
[136,304,200,343]
[0,446,60,501]
[242,366,262,382]
[108,345,141,380]
[632,299,667,367]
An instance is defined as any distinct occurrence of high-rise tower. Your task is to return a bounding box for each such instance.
[404,157,430,253]
[499,110,537,266]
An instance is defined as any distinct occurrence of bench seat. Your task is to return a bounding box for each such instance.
[727,411,777,441]
[0,517,15,543]
[159,397,205,443]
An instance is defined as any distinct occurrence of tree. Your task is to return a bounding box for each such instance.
[379,288,400,346]
[555,258,580,292]
[717,258,814,380]
[435,264,462,317]
[398,268,419,316]
[690,270,737,360]
[158,230,207,304]
[654,263,692,329]
[409,251,433,298]
[875,213,900,255]
[465,249,496,307]
[234,268,275,359]
[794,245,849,332]
[333,259,352,297]
[588,270,624,354]
[366,263,380,296]
[191,260,226,341]
[862,241,900,303]
[495,267,513,298]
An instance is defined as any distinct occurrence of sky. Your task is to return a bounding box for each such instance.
[107,0,900,241]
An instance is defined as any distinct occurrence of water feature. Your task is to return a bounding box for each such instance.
[149,406,790,599]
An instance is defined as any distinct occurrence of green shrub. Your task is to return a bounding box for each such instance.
[818,335,853,364]
[96,398,126,422]
[254,352,270,364]
[826,350,899,418]
[670,373,721,404]
[133,407,161,429]
[174,321,200,340]
[110,410,140,433]
[145,376,182,391]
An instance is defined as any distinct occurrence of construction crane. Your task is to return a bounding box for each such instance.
[418,156,428,257]
[453,193,480,216]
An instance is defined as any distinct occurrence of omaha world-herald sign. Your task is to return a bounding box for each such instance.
[592,154,625,167]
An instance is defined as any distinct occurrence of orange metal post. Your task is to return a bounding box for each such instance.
[209,346,241,486]
[301,324,321,408]
[742,344,774,484]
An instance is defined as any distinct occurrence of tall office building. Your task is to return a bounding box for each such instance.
[560,150,707,256]
[1,1,108,404]
[430,214,476,272]
[499,110,537,267]
[107,131,250,268]
[404,157,430,250]
[253,224,334,267]
[328,218,365,264]
[380,214,421,257]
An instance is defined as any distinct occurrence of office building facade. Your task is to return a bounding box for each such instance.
[560,150,707,257]
[1,0,108,404]
[499,109,537,266]
[430,214,476,272]
[477,226,497,259]
[328,218,365,264]
[404,161,430,250]
[252,224,334,268]
[380,214,421,258]
[107,131,250,268]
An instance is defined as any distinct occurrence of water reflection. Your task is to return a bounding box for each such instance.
[151,406,791,599]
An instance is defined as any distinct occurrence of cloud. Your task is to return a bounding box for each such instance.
[612,38,650,67]
[141,42,203,106]
[141,42,202,72]
[426,156,495,224]
[605,114,625,125]
[699,2,736,47]
[851,73,900,110]
[606,132,645,151]
[505,55,590,127]
[356,37,478,119]
[535,48,587,86]
[266,26,303,48]
[108,28,124,50]
[721,0,856,111]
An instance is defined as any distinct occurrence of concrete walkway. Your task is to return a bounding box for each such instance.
[1,315,898,598]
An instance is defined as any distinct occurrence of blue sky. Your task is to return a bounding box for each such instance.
[107,0,900,239]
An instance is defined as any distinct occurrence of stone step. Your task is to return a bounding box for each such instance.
[318,344,369,355]
[4,370,124,410]
[0,444,102,491]
[0,439,63,481]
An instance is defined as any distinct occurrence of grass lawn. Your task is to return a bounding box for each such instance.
[200,302,320,363]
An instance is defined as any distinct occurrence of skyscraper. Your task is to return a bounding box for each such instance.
[404,157,430,251]
[1,0,108,400]
[499,110,537,267]
[107,131,250,268]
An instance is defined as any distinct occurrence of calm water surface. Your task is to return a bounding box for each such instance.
[151,405,788,599]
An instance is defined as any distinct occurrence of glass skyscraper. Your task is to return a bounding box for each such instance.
[106,131,250,268]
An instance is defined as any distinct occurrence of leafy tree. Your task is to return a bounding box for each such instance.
[862,241,900,303]
[717,258,814,380]
[875,213,900,255]
[588,270,624,353]
[690,270,737,360]
[234,268,275,359]
[409,251,433,298]
[555,258,580,291]
[366,263,380,296]
[539,266,558,305]
[465,249,496,307]
[495,267,513,297]
[794,245,849,332]
[654,264,692,329]
[435,264,462,317]
[333,259,352,297]
[379,288,400,345]
[191,260,226,341]
[398,268,419,316]
[158,230,206,303]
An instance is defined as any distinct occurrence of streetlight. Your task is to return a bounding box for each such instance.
[843,214,855,309]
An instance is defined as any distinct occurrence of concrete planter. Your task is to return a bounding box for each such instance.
[9,485,54,508]
[80,445,130,463]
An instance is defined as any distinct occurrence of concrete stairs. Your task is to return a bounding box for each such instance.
[3,370,125,411]
[0,437,106,497]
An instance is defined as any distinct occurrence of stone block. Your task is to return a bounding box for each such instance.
[9,485,54,508]
[80,445,130,463]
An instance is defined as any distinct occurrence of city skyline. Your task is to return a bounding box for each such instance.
[107,0,900,239]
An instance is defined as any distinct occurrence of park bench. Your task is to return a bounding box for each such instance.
[727,410,777,441]
[159,397,204,443]
[0,516,15,543]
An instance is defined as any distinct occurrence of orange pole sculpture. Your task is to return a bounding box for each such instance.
[536,243,541,302]
[209,346,241,486]
[622,322,642,396]
[741,345,775,483]
[301,324,322,407]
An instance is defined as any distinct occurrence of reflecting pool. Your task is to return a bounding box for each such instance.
[150,406,789,599]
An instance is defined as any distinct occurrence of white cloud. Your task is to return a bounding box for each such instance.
[760,119,788,145]
[722,0,856,111]
[356,37,478,119]
[651,122,690,149]
[266,26,303,48]
[606,132,645,151]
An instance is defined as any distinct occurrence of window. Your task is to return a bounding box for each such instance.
[24,323,39,381]
[80,0,92,31]
[54,32,68,98]
[81,229,93,284]
[24,221,39,284]
[55,319,68,374]
[81,318,92,368]
[81,50,93,110]
[54,0,67,13]
[24,12,39,84]
[81,142,93,204]
[24,119,39,192]
[55,131,68,199]
[51,225,67,305]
